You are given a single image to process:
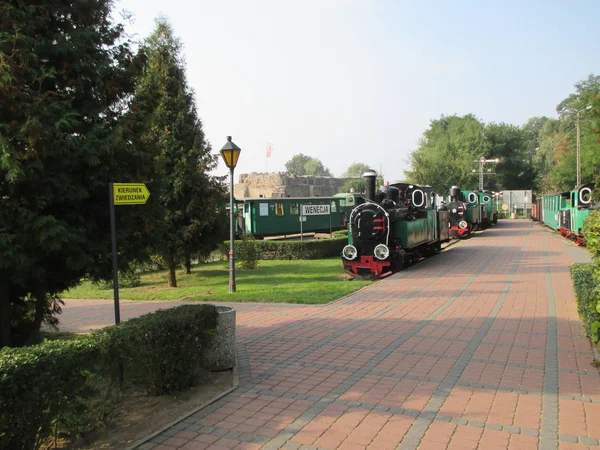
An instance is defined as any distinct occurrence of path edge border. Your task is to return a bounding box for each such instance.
[126,351,240,450]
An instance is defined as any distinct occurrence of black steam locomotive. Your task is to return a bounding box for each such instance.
[342,171,450,279]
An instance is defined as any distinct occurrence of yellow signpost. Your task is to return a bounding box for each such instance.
[113,183,150,205]
[109,182,151,327]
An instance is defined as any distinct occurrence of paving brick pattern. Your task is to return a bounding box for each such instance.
[58,221,599,449]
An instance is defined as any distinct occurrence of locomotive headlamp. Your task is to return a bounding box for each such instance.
[374,244,390,260]
[459,220,468,229]
[342,245,358,260]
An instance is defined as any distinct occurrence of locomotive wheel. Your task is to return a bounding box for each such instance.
[390,251,406,273]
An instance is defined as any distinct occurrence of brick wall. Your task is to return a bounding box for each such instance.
[234,173,358,198]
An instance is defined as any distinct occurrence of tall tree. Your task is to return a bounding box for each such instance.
[406,115,488,193]
[484,123,534,190]
[305,159,332,176]
[285,154,331,176]
[0,0,145,347]
[534,75,600,192]
[132,18,226,287]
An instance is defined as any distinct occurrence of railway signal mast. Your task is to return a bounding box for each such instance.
[472,157,500,190]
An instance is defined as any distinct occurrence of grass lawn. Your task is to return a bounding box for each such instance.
[65,258,372,304]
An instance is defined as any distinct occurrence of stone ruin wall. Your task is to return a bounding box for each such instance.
[233,173,357,199]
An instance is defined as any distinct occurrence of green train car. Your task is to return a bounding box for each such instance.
[536,184,596,245]
[238,194,364,238]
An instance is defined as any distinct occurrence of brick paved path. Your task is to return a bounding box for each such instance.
[58,221,598,450]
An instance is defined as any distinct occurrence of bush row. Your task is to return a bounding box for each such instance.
[223,236,347,262]
[571,210,600,348]
[570,263,600,344]
[0,304,218,450]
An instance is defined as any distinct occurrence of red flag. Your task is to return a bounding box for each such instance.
[266,143,273,158]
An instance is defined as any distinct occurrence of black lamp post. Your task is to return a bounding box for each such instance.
[220,136,241,293]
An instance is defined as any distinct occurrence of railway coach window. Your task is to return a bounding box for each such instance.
[290,202,299,215]
[275,202,285,216]
[331,201,337,212]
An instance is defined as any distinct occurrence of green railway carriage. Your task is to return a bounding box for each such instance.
[240,196,346,238]
[538,184,596,245]
[540,193,565,231]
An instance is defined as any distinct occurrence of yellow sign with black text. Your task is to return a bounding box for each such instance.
[113,183,150,205]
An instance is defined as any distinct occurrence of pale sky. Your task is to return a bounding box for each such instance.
[114,0,599,183]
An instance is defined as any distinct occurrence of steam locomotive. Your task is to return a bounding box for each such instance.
[342,171,449,279]
[446,187,498,238]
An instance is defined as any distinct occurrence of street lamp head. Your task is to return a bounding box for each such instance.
[220,136,241,169]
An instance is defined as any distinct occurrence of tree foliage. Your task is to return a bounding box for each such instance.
[341,179,366,193]
[0,0,146,347]
[342,163,371,178]
[405,114,488,193]
[406,74,600,195]
[485,122,534,190]
[285,154,332,176]
[130,18,227,287]
[534,75,600,192]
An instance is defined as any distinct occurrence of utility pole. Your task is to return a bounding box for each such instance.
[575,105,592,189]
[576,110,582,188]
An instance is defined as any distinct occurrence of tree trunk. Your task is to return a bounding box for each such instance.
[184,253,192,275]
[167,258,177,287]
[27,288,48,345]
[0,283,12,349]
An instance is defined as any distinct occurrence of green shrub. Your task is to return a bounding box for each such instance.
[583,210,600,261]
[224,236,347,261]
[570,263,600,343]
[91,266,142,290]
[0,336,100,450]
[97,304,218,395]
[0,304,220,448]
[236,234,260,269]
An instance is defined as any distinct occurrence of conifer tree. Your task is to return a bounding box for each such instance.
[132,18,226,287]
[0,0,145,347]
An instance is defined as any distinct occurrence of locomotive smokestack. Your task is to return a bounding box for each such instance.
[363,170,377,202]
[450,186,461,202]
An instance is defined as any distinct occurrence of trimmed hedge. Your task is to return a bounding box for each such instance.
[0,337,100,450]
[100,304,218,395]
[0,304,219,449]
[570,263,600,344]
[224,236,347,260]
